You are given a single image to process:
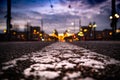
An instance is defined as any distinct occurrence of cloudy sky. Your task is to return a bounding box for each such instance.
[0,0,120,33]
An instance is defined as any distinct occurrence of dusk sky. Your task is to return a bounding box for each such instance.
[0,0,120,34]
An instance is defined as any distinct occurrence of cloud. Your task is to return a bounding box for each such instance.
[0,0,120,33]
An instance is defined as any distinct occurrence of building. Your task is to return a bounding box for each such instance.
[95,31,103,40]
[102,29,113,40]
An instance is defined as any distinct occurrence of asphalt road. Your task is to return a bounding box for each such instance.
[1,41,119,63]
[0,41,54,63]
[0,41,120,80]
[71,41,120,60]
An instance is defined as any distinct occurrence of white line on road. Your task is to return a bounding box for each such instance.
[1,42,120,80]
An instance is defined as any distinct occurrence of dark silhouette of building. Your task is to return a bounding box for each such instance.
[95,31,103,40]
[102,29,113,40]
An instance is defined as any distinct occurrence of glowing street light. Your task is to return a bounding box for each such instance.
[93,24,97,28]
[71,22,75,33]
[109,16,113,19]
[88,22,92,27]
[84,29,87,32]
[115,13,119,18]
[78,31,84,37]
[110,13,119,38]
[93,22,97,40]
[88,22,97,40]
[3,29,7,33]
[71,22,74,26]
[110,13,119,19]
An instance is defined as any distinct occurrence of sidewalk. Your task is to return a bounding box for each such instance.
[1,42,120,80]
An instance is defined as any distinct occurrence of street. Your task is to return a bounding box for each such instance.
[71,41,120,60]
[0,41,120,80]
[0,41,54,63]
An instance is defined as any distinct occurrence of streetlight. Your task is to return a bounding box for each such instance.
[71,21,75,33]
[115,13,119,18]
[88,22,93,38]
[109,16,113,19]
[93,23,97,28]
[93,22,97,40]
[110,13,119,39]
[88,22,97,40]
[110,13,119,20]
[88,22,92,28]
[71,22,74,26]
[3,29,7,33]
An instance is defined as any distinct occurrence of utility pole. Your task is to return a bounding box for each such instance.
[111,0,116,38]
[7,0,12,40]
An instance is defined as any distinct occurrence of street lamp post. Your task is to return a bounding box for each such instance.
[71,21,75,33]
[110,13,119,39]
[88,22,97,40]
[93,22,97,40]
[7,0,12,40]
[110,0,119,39]
[88,22,92,37]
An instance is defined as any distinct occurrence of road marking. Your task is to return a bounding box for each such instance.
[1,42,120,80]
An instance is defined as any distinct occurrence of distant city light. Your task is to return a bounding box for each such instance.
[37,32,39,34]
[78,31,84,36]
[71,22,74,26]
[34,29,36,33]
[42,38,44,41]
[39,33,42,36]
[84,29,87,32]
[93,24,97,28]
[80,28,82,31]
[116,29,120,33]
[109,32,112,35]
[13,32,16,35]
[3,29,6,33]
[88,25,92,27]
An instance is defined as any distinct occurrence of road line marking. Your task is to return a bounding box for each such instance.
[1,42,120,80]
